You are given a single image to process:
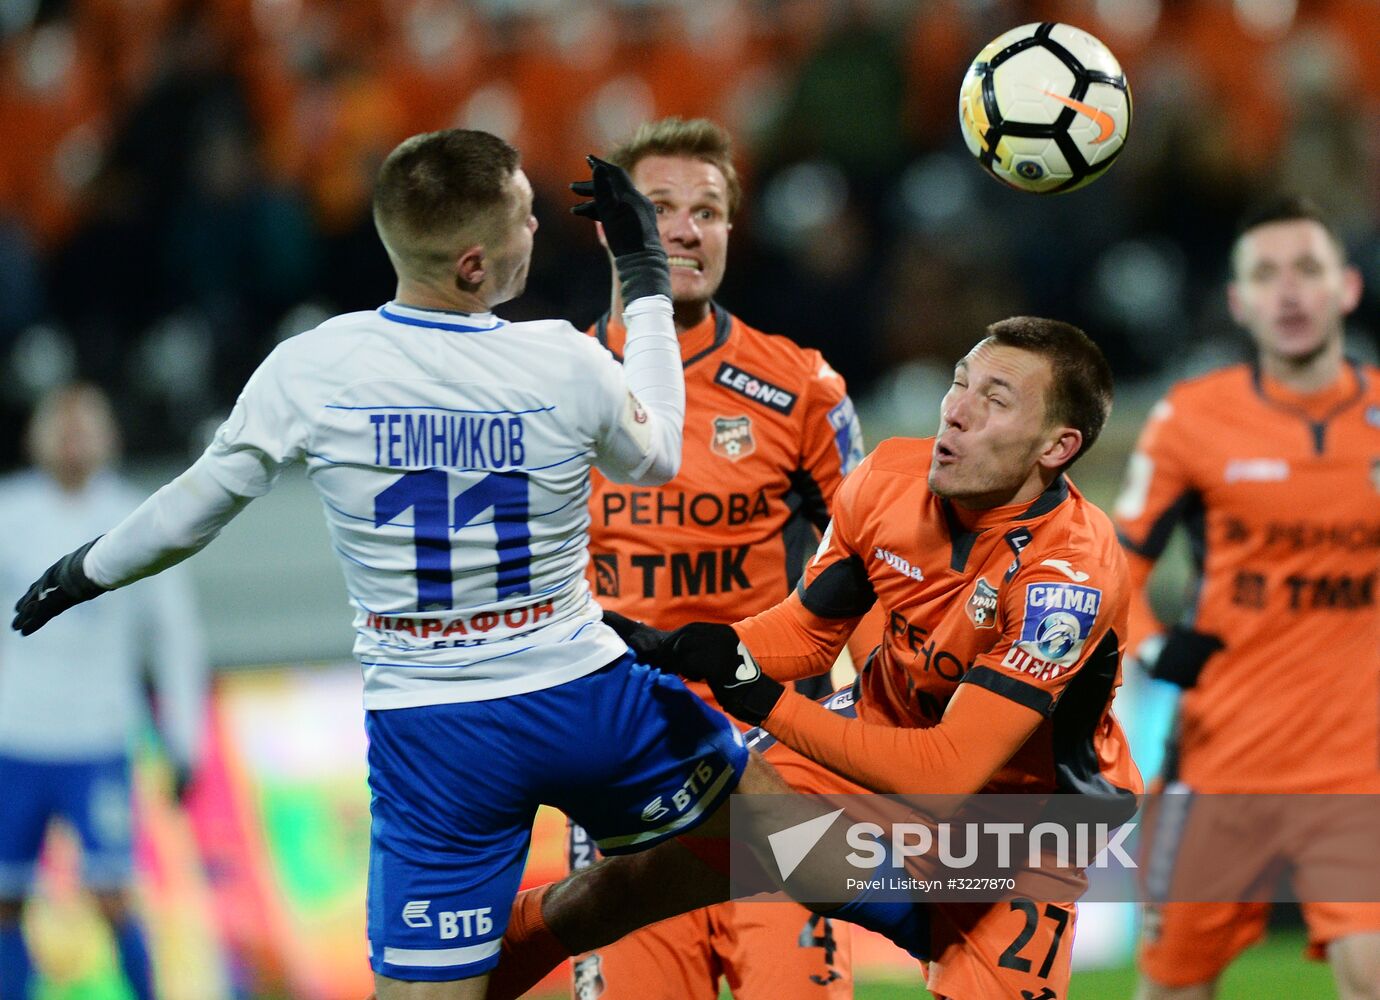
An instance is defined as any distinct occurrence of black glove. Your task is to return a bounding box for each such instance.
[570,155,671,303]
[1147,625,1225,689]
[652,622,785,726]
[12,537,107,636]
[602,609,669,661]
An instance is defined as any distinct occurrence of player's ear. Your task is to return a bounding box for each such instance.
[1038,426,1081,472]
[455,244,486,289]
[1226,279,1247,326]
[1340,263,1363,315]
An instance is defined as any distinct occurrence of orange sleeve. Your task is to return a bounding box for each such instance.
[761,682,1042,794]
[735,591,856,682]
[1123,550,1162,656]
[794,356,873,664]
[736,450,878,680]
[1113,391,1200,651]
[796,355,864,521]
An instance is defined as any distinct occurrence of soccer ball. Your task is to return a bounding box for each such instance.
[958,22,1131,194]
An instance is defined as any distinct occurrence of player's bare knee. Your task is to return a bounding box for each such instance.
[1328,933,1380,1000]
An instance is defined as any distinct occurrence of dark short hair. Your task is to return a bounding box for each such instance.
[606,117,742,218]
[373,129,520,267]
[1232,194,1347,274]
[984,316,1113,468]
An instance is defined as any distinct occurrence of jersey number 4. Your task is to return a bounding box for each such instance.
[374,469,532,610]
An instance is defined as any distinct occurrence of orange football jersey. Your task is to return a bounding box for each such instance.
[1115,362,1380,792]
[738,437,1141,799]
[586,304,862,632]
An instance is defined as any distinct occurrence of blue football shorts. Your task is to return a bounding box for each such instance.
[365,654,748,982]
[0,752,134,897]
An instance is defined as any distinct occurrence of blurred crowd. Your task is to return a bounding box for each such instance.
[1,0,1378,464]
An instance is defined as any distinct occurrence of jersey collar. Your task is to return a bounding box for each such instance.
[379,302,506,333]
[595,301,732,365]
[939,474,1070,573]
[1249,357,1368,454]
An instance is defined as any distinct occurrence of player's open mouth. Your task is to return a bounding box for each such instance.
[935,441,958,463]
[668,256,703,271]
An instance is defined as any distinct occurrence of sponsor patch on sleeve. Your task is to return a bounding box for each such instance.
[827,396,864,474]
[1014,582,1102,667]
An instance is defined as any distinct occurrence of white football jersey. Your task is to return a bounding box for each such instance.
[201,303,654,708]
[0,472,207,761]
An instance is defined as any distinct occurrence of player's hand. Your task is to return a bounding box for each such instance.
[653,622,785,726]
[571,156,670,303]
[1145,625,1224,688]
[602,609,669,661]
[570,156,660,257]
[11,538,107,636]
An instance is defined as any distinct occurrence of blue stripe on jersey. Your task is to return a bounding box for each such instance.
[361,644,536,670]
[321,476,586,528]
[308,448,584,474]
[377,306,506,333]
[323,404,556,416]
[324,499,388,525]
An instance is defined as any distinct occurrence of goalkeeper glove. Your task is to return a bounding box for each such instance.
[570,155,671,304]
[1145,625,1224,689]
[652,622,785,726]
[602,609,669,661]
[12,537,107,636]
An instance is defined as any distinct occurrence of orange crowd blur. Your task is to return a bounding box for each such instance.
[1,0,1377,253]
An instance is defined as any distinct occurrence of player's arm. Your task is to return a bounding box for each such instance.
[793,355,863,531]
[763,682,1039,795]
[1112,393,1221,685]
[739,559,1125,797]
[13,352,301,635]
[573,158,682,486]
[655,453,876,701]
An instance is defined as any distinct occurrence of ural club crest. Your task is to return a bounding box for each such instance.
[966,578,998,629]
[711,415,756,461]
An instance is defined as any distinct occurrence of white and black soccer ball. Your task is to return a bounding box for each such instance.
[958,22,1131,194]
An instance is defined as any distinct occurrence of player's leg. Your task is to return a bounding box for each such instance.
[489,689,932,1000]
[1134,901,1268,999]
[375,972,490,999]
[366,697,546,999]
[0,754,48,999]
[565,821,719,1000]
[67,755,152,1000]
[714,901,853,1000]
[920,899,1077,1000]
[484,751,782,1000]
[1293,795,1380,1000]
[1327,932,1380,1000]
[569,909,719,1000]
[1298,903,1380,1000]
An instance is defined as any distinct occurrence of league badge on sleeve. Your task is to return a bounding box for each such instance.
[827,396,865,474]
[1003,582,1102,680]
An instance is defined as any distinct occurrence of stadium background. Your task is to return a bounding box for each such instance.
[1,0,1377,996]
